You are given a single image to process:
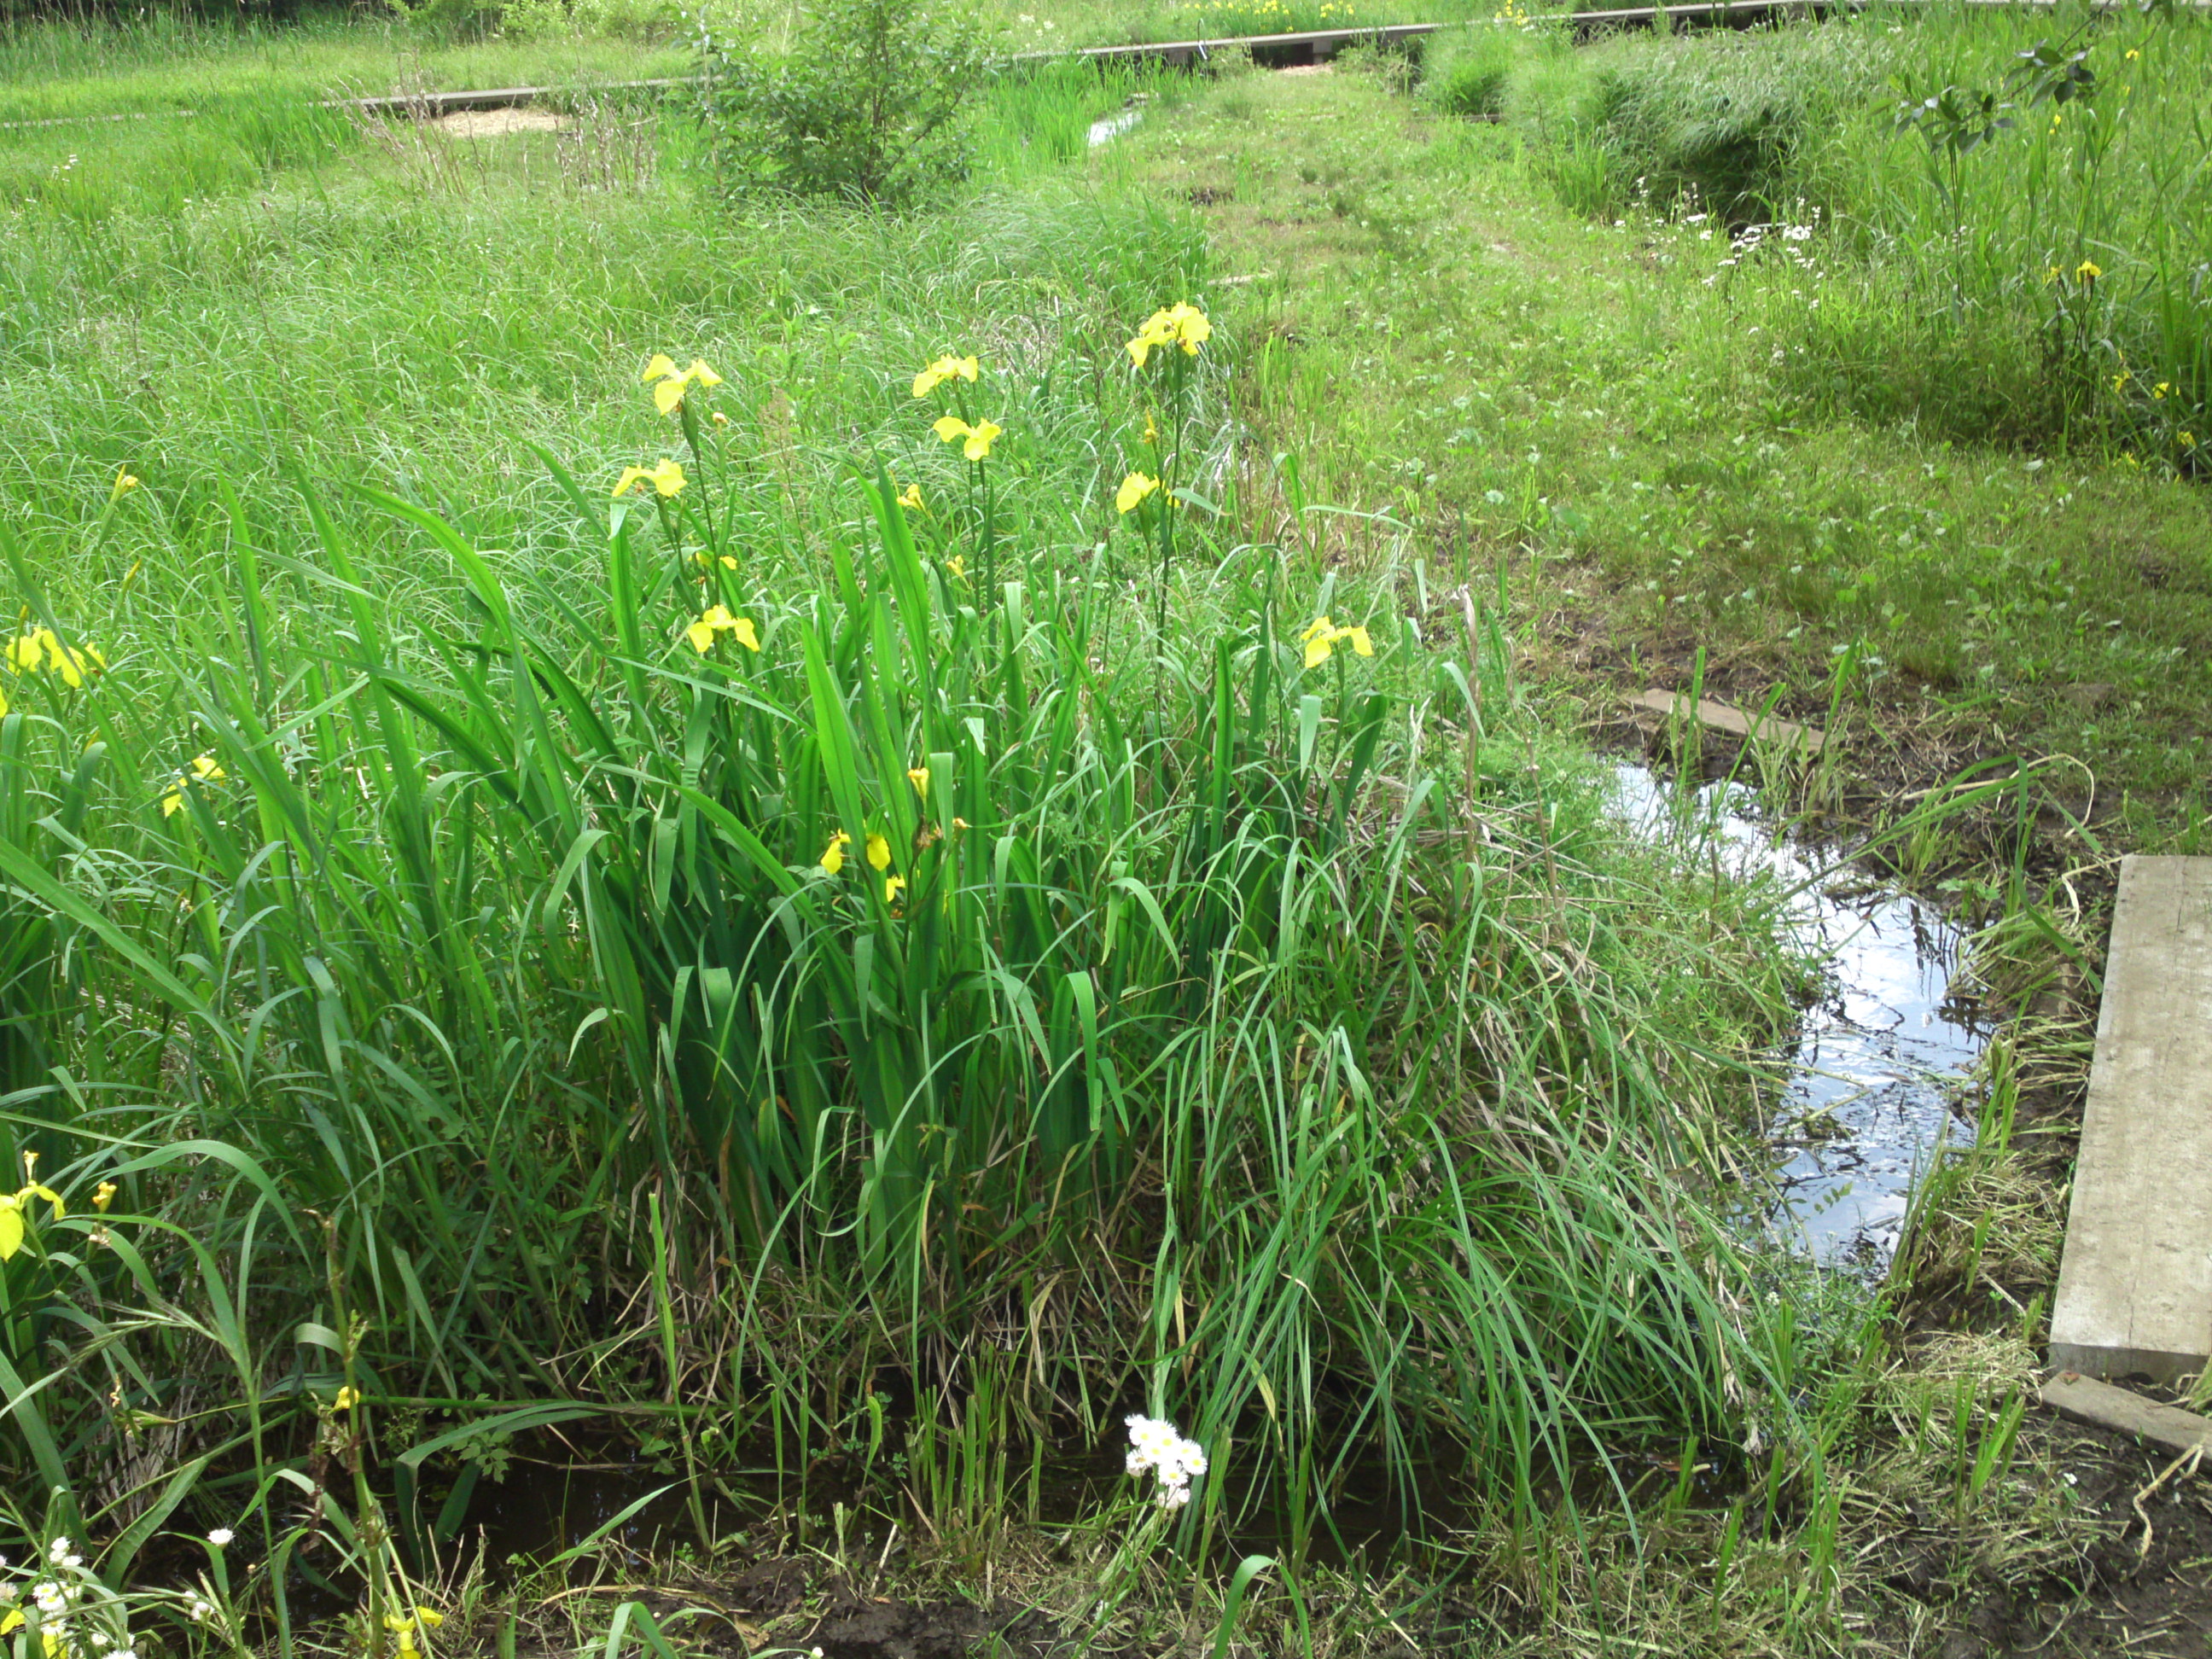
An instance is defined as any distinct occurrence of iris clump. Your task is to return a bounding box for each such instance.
[0,183,1806,1636]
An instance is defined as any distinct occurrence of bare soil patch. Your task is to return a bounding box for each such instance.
[431,106,570,138]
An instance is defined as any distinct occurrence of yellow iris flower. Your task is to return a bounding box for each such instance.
[684,604,761,655]
[946,555,967,579]
[642,354,724,415]
[111,467,142,498]
[334,1386,359,1411]
[932,416,1004,460]
[93,1181,117,1213]
[911,353,981,398]
[384,1607,444,1658]
[884,874,906,904]
[47,639,102,688]
[0,1162,64,1261]
[819,830,851,876]
[907,765,929,800]
[161,753,226,818]
[1301,615,1375,669]
[898,482,924,510]
[5,628,106,687]
[1115,472,1161,514]
[613,458,686,498]
[1126,303,1213,367]
[2075,259,2102,282]
[866,832,891,872]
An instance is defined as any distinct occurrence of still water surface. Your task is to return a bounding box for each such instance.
[1612,763,1988,1266]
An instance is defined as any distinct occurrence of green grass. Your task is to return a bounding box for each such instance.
[1505,2,2212,459]
[0,31,1839,1659]
[1127,31,2211,833]
[2,8,2196,1654]
[0,11,691,122]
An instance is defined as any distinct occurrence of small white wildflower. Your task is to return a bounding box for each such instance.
[62,1556,82,1570]
[47,1539,70,1564]
[207,1529,234,1548]
[1125,1414,1205,1507]
[189,1601,214,1623]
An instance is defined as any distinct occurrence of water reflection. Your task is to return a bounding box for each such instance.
[1612,765,1988,1266]
[1086,108,1142,147]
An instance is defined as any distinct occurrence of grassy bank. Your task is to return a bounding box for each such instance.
[5,4,2208,1655]
[0,29,1854,1659]
[1097,26,2203,1647]
[1161,14,2211,842]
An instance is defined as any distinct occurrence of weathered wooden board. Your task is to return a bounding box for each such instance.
[324,79,688,118]
[1628,689,1827,754]
[2040,1372,2212,1457]
[2048,857,2212,1384]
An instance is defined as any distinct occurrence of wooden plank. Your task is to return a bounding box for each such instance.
[1053,20,1441,62]
[2049,857,2212,1385]
[1628,688,1826,753]
[328,79,687,118]
[2041,1373,2212,1458]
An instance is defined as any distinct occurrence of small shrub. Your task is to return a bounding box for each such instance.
[1422,25,1516,120]
[1331,38,1417,96]
[697,0,995,207]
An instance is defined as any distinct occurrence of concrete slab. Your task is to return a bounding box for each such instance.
[2041,1372,2212,1457]
[2049,856,2212,1384]
[1628,689,1826,754]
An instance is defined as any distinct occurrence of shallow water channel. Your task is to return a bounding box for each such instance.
[1086,108,1142,146]
[1611,763,1988,1266]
